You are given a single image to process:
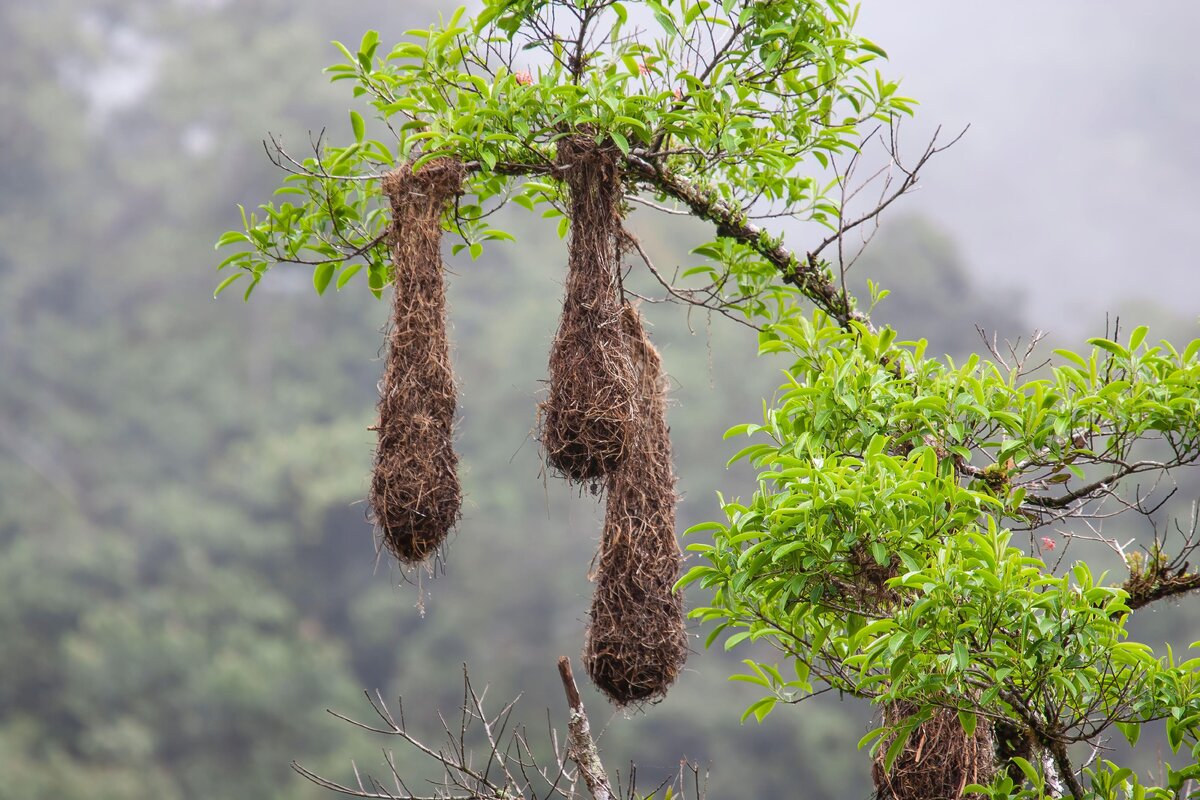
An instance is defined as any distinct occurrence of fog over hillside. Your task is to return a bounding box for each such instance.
[1,3,1196,798]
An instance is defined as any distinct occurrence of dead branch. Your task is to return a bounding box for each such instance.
[558,657,612,800]
[293,662,701,800]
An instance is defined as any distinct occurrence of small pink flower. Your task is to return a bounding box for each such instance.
[514,70,533,86]
[638,62,650,76]
[673,87,683,101]
[1040,536,1056,551]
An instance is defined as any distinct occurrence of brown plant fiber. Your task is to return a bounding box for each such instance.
[369,159,465,564]
[872,702,995,800]
[539,136,635,486]
[584,305,688,706]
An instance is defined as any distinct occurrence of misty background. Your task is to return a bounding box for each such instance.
[0,1,1197,798]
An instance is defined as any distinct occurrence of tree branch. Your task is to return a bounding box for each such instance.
[999,689,1085,799]
[1023,461,1166,510]
[623,153,863,327]
[1122,569,1200,611]
[558,656,612,800]
[1045,737,1085,800]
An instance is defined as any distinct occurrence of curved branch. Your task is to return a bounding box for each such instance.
[1024,461,1170,510]
[623,153,863,327]
[1123,570,1200,611]
[261,127,954,332]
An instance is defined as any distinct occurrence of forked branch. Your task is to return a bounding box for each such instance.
[293,661,700,800]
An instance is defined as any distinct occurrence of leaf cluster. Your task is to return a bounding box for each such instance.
[215,0,912,312]
[682,312,1200,796]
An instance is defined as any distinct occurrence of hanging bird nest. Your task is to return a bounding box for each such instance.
[872,701,995,800]
[844,540,902,610]
[993,719,1037,787]
[584,305,688,706]
[369,158,466,565]
[539,136,636,488]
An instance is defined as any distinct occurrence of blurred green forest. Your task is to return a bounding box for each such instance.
[1,2,1197,799]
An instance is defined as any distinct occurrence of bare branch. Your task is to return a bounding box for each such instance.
[557,657,612,800]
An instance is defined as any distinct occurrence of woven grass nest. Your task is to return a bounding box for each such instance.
[872,701,995,800]
[583,305,688,706]
[369,158,466,565]
[539,136,636,489]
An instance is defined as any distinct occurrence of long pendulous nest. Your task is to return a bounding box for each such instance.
[539,136,636,487]
[369,158,466,565]
[872,701,996,800]
[584,305,688,706]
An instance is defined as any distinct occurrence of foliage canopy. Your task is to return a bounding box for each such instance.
[217,0,911,326]
[217,1,1200,798]
[685,315,1200,798]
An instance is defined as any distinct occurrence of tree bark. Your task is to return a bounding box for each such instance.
[558,656,613,800]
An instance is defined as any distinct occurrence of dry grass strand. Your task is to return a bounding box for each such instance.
[584,305,688,706]
[539,136,635,487]
[369,158,466,565]
[872,701,996,800]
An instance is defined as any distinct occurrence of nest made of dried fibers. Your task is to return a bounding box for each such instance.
[539,136,635,487]
[584,305,688,706]
[872,701,995,800]
[369,158,465,565]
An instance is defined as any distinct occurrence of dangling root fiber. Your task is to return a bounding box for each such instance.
[872,701,995,800]
[584,305,688,706]
[369,158,466,565]
[539,136,635,487]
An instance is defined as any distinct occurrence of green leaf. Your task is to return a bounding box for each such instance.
[332,40,355,64]
[213,272,244,298]
[329,142,362,173]
[313,263,336,295]
[883,725,913,773]
[702,621,730,648]
[740,696,777,723]
[724,631,751,651]
[857,726,886,751]
[215,230,251,249]
[1053,348,1090,370]
[336,263,363,290]
[350,110,365,143]
[1088,337,1130,359]
[1167,718,1184,752]
[242,275,261,301]
[1116,721,1141,747]
[611,130,630,155]
[358,30,379,61]
[1011,757,1040,787]
[953,640,968,671]
[859,37,888,58]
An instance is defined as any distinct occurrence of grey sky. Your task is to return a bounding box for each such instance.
[856,1,1200,331]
